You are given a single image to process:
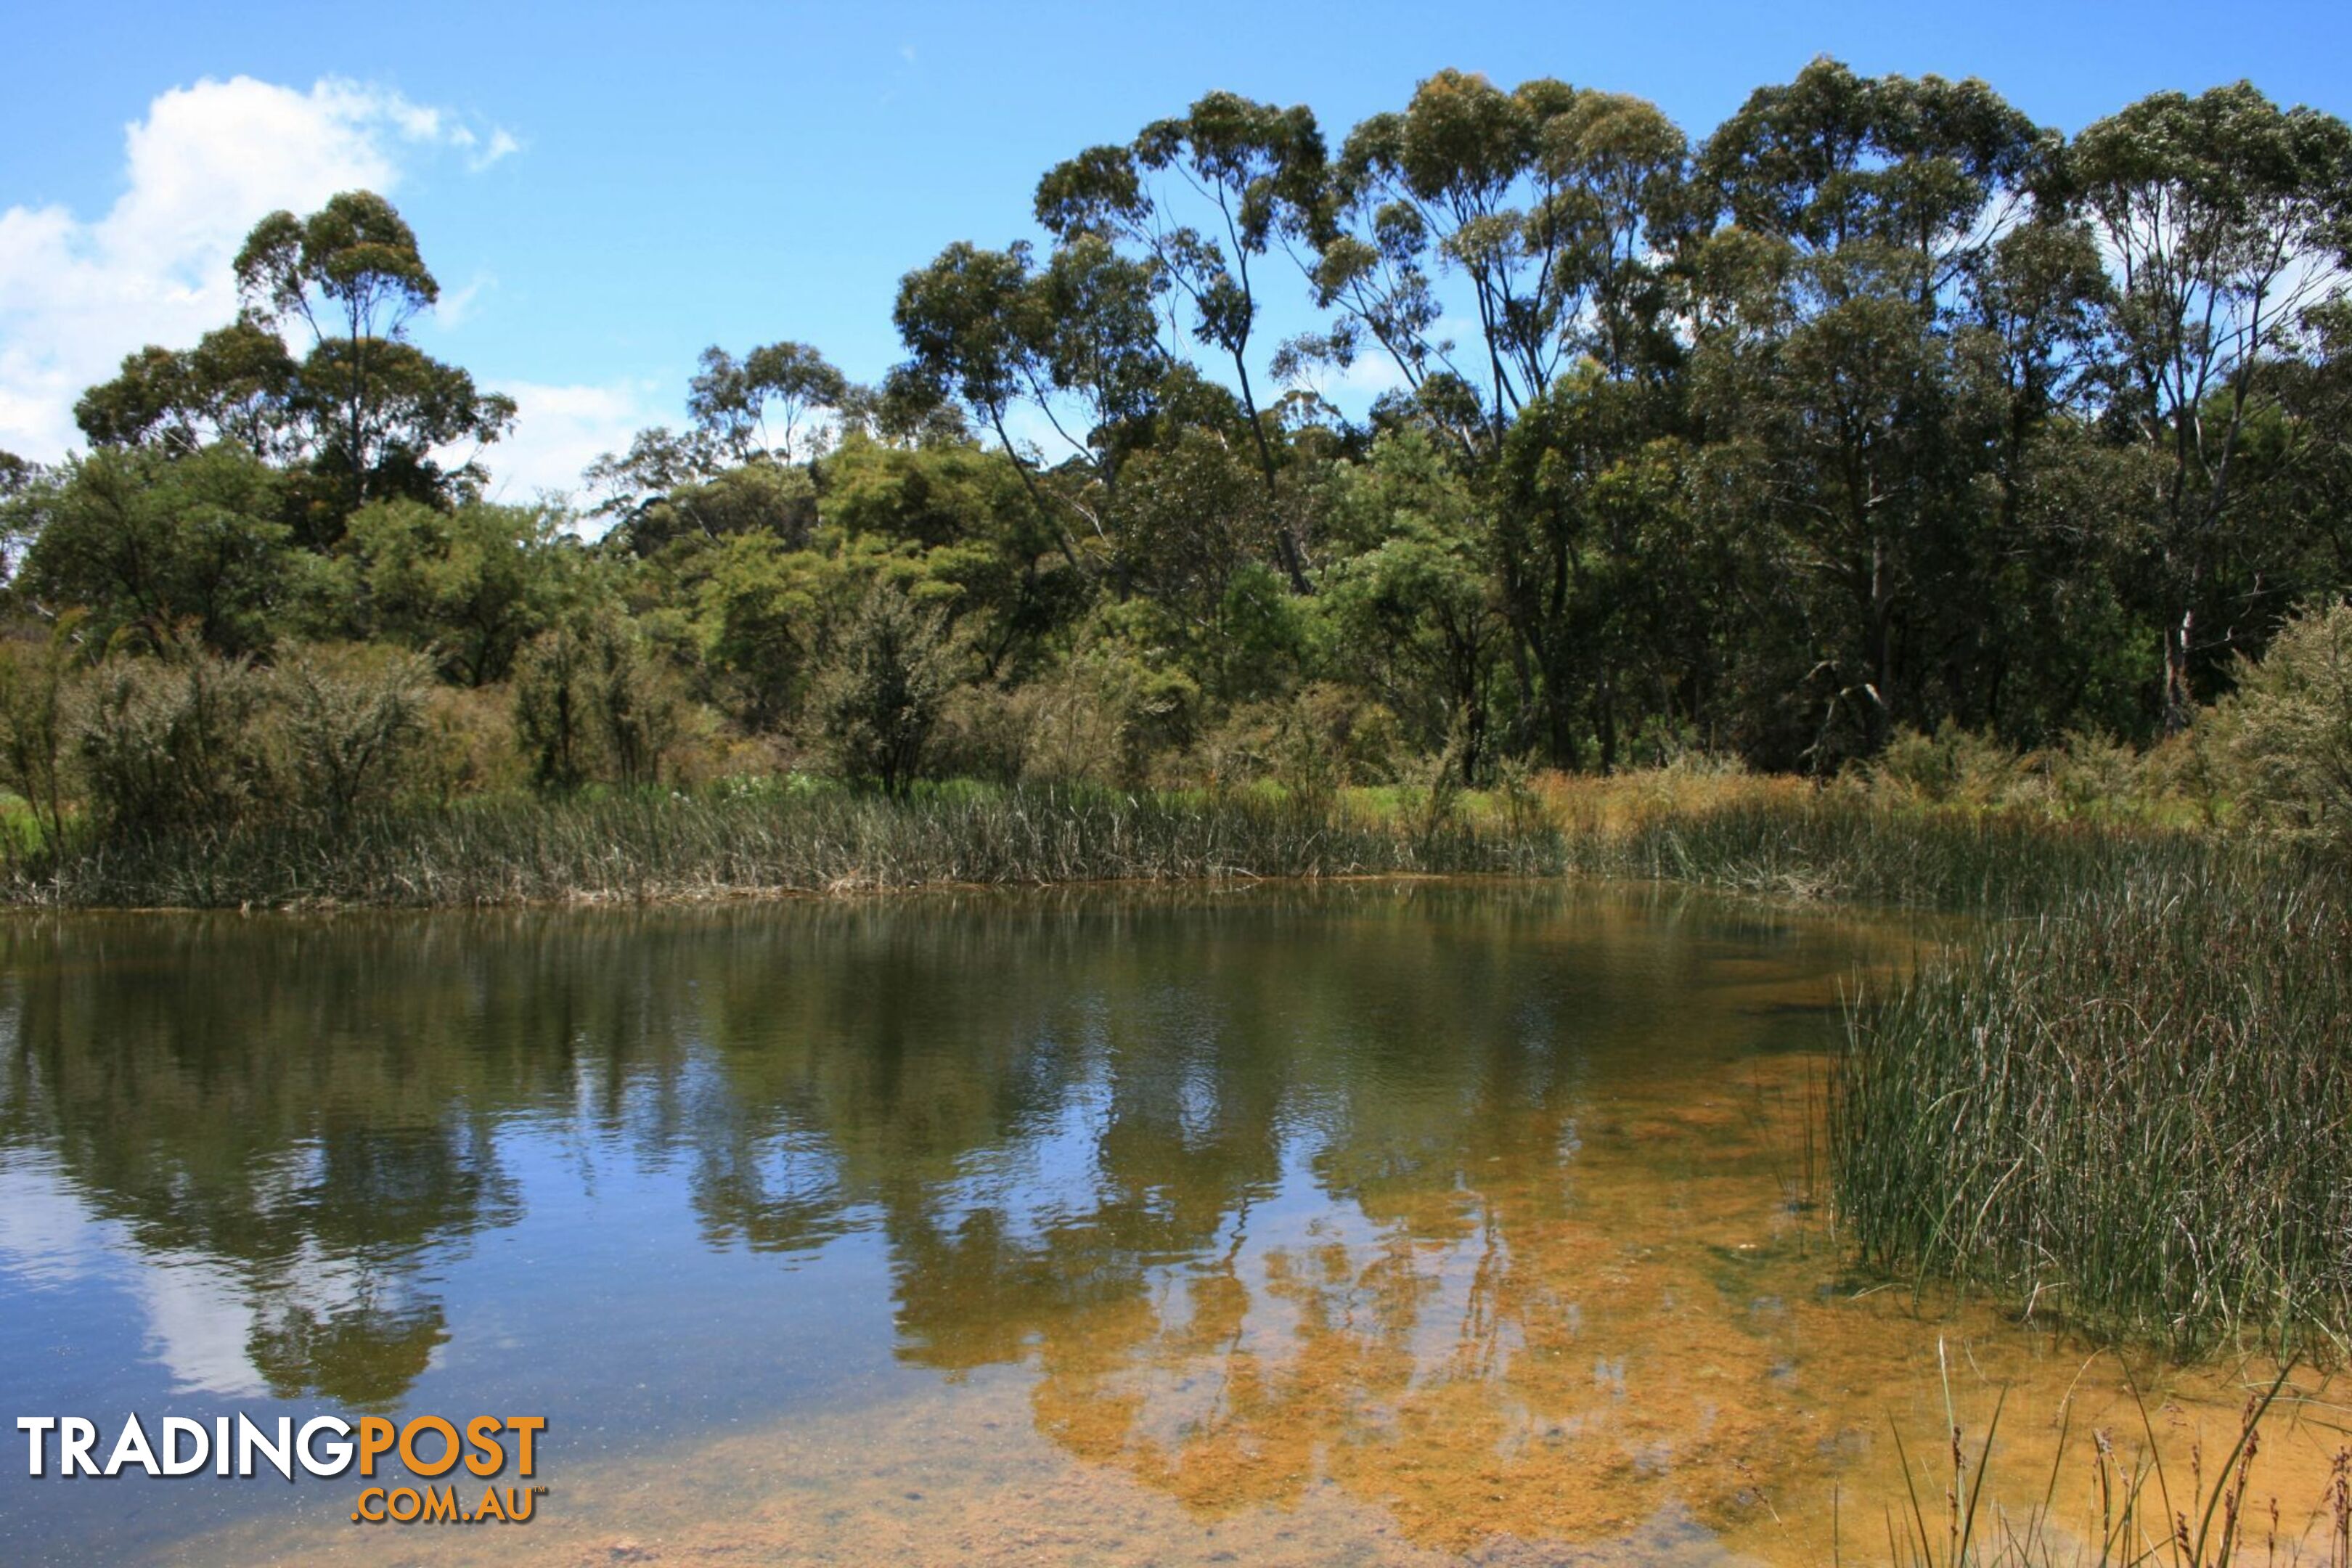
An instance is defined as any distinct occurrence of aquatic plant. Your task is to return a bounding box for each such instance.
[0,772,2214,912]
[1835,849,2352,1359]
[1864,1358,2345,1567]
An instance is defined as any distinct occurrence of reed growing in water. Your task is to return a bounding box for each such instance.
[0,780,1548,908]
[1834,848,2352,1360]
[1868,1356,2348,1567]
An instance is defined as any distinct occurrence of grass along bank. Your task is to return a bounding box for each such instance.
[0,764,2216,911]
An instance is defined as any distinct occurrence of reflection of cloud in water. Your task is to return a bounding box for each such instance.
[0,1157,262,1394]
[133,1252,269,1397]
[0,1157,393,1399]
[0,1156,114,1286]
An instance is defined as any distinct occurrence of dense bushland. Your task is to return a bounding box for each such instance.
[1,64,2347,856]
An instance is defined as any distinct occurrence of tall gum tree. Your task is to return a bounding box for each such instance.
[1035,91,1327,592]
[75,191,515,544]
[1311,71,1693,767]
[2070,83,2352,731]
[1687,61,2057,761]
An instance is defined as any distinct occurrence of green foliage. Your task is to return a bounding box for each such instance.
[270,642,433,827]
[513,622,595,793]
[615,461,820,556]
[0,615,81,844]
[73,653,281,838]
[2224,600,2352,852]
[1323,433,1503,775]
[682,531,836,731]
[81,192,513,536]
[10,68,2352,863]
[1867,722,2034,808]
[13,444,293,657]
[812,582,958,796]
[581,608,685,788]
[685,341,846,464]
[511,605,682,793]
[338,499,570,685]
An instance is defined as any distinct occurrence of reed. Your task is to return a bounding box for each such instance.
[1863,1358,2346,1567]
[1834,847,2352,1359]
[0,780,1559,908]
[0,772,2210,911]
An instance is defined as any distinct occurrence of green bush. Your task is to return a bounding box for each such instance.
[271,642,433,826]
[0,616,81,845]
[2225,600,2352,854]
[75,653,281,837]
[513,607,685,792]
[1866,721,2033,807]
[811,581,955,796]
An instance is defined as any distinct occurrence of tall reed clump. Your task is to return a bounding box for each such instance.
[1834,849,2352,1358]
[1564,788,2210,915]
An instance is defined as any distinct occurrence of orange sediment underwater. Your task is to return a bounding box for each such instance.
[179,971,2352,1567]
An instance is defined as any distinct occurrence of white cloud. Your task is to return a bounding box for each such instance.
[0,75,515,460]
[479,378,665,506]
[433,272,493,330]
[473,127,523,171]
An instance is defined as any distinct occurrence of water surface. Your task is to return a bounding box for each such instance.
[0,884,2333,1564]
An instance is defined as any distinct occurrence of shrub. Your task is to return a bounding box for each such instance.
[811,582,956,796]
[414,682,526,805]
[0,616,81,845]
[2044,727,2143,817]
[513,622,595,792]
[74,653,282,837]
[270,642,433,826]
[581,612,683,788]
[513,607,686,792]
[1866,721,2032,807]
[2225,600,2352,854]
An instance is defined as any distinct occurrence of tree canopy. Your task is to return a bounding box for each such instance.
[6,64,2351,812]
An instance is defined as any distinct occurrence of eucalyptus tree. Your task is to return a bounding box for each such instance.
[892,241,1084,573]
[73,321,300,462]
[685,341,850,465]
[1034,91,1326,589]
[233,192,515,524]
[2070,83,2352,729]
[892,235,1167,579]
[1316,70,1690,458]
[75,192,515,542]
[1687,61,2056,760]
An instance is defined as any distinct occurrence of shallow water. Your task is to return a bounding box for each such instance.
[0,883,2338,1565]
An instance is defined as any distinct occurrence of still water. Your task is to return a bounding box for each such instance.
[0,884,2335,1565]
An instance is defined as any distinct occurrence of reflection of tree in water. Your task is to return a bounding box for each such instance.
[690,886,1887,1553]
[0,913,716,1408]
[0,886,1887,1536]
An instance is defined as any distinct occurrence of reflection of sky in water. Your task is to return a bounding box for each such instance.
[12,888,2289,1568]
[0,1156,268,1397]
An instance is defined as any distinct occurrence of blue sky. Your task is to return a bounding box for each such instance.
[4,0,2348,498]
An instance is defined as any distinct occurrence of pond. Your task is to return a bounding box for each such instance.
[0,883,2333,1564]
